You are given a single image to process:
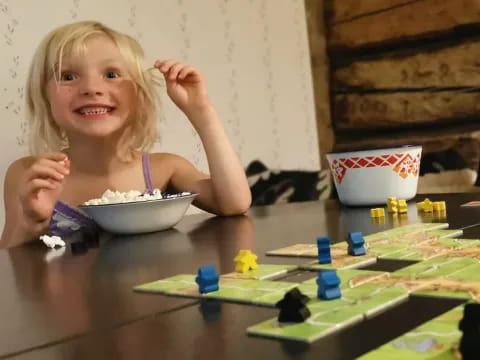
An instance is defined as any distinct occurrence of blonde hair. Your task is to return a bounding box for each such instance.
[26,21,159,155]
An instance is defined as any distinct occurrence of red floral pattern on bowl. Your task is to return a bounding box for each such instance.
[330,153,421,184]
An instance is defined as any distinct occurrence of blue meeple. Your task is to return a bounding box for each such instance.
[317,236,332,264]
[195,265,219,293]
[316,270,341,300]
[347,231,366,256]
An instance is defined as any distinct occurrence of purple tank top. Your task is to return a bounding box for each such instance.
[48,153,154,237]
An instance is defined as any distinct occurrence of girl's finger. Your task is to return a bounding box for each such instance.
[178,66,195,80]
[42,152,68,162]
[168,63,184,80]
[155,59,177,73]
[37,158,70,175]
[27,163,66,182]
[24,178,59,195]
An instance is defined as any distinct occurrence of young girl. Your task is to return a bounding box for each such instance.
[0,21,251,248]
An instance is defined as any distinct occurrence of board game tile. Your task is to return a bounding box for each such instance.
[393,257,480,279]
[266,243,317,257]
[301,269,390,289]
[299,253,377,271]
[134,275,304,306]
[425,229,463,239]
[133,274,197,295]
[247,284,408,343]
[222,264,299,280]
[358,305,463,360]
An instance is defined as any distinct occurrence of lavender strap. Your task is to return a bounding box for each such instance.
[142,153,154,194]
[48,201,98,237]
[54,201,96,228]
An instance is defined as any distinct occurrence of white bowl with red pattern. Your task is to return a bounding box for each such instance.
[326,145,422,206]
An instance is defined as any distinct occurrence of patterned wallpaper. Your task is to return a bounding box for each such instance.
[0,0,319,221]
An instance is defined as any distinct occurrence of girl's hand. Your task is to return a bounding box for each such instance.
[154,60,212,117]
[18,152,70,224]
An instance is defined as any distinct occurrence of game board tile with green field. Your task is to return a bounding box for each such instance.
[133,268,392,309]
[301,269,390,289]
[377,236,480,262]
[134,273,301,306]
[222,264,299,280]
[267,223,452,269]
[383,255,480,301]
[299,253,377,270]
[265,223,450,259]
[364,228,464,261]
[358,305,463,360]
[362,223,449,242]
[425,229,464,239]
[393,256,480,279]
[247,283,408,343]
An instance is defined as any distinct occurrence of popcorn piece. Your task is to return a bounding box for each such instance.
[83,188,192,205]
[40,234,66,248]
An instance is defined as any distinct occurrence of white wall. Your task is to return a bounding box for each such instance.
[0,0,319,223]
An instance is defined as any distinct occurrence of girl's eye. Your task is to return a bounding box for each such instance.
[60,72,76,81]
[105,71,120,79]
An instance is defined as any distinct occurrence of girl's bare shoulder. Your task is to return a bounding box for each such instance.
[3,156,35,188]
[6,156,35,174]
[148,152,190,168]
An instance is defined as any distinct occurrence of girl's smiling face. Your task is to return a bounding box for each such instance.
[48,34,137,140]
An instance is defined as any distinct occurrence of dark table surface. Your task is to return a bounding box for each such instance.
[1,193,480,360]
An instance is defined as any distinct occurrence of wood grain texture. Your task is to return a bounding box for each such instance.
[329,0,420,24]
[330,0,480,49]
[334,41,480,89]
[334,91,480,129]
[305,0,334,166]
[335,129,480,153]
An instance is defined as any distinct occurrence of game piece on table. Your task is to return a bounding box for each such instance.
[370,208,385,218]
[432,201,446,212]
[233,249,258,273]
[397,199,407,214]
[387,197,398,213]
[71,240,88,255]
[275,287,311,323]
[416,198,429,211]
[195,265,219,294]
[316,236,332,264]
[316,270,341,300]
[418,198,434,212]
[347,231,366,256]
[459,303,480,360]
[416,200,424,210]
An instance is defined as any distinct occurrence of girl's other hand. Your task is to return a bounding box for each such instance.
[19,152,70,224]
[154,60,212,118]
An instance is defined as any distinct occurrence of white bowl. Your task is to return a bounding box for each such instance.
[326,146,422,206]
[79,193,197,234]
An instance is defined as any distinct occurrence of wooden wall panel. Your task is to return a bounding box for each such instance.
[330,0,480,49]
[334,41,480,89]
[305,0,334,166]
[329,0,418,24]
[335,128,480,153]
[335,91,480,129]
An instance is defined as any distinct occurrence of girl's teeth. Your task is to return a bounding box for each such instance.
[80,108,110,115]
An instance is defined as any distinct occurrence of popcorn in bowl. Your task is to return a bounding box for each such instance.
[79,189,198,234]
[83,189,193,206]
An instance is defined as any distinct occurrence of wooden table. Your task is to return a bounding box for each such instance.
[1,193,479,360]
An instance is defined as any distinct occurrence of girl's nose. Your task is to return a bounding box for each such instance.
[80,77,105,96]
